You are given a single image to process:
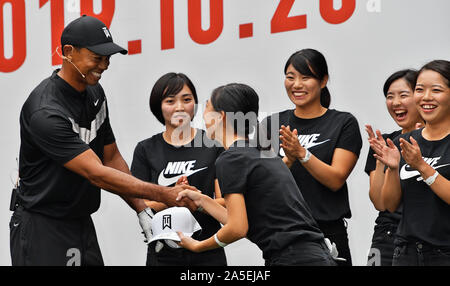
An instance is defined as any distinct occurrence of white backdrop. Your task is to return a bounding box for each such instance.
[1,0,449,266]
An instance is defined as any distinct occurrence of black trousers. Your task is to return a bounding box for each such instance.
[265,240,337,266]
[367,222,398,266]
[146,241,227,266]
[392,239,450,266]
[10,207,103,266]
[317,219,352,266]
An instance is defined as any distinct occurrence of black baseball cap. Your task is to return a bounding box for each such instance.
[61,15,127,56]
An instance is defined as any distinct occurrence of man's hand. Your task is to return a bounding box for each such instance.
[161,184,199,212]
[137,207,155,243]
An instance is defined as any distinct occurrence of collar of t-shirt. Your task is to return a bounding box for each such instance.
[229,139,250,149]
[51,69,87,100]
[289,108,330,125]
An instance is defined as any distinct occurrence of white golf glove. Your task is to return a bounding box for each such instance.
[137,207,155,243]
[324,238,347,262]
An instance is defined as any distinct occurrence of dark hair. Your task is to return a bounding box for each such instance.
[383,69,418,97]
[418,60,450,88]
[149,73,198,125]
[284,49,331,108]
[210,83,270,150]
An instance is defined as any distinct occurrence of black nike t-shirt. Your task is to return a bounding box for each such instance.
[18,70,115,218]
[216,140,324,260]
[394,129,450,246]
[262,109,362,221]
[131,129,224,242]
[364,130,403,226]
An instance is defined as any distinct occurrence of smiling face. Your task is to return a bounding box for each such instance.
[414,70,450,125]
[68,47,110,85]
[385,78,422,131]
[161,84,196,128]
[284,64,325,108]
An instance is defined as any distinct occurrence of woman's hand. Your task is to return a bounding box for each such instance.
[175,175,189,186]
[280,125,306,160]
[177,232,202,252]
[400,137,426,171]
[369,133,400,170]
[176,188,203,207]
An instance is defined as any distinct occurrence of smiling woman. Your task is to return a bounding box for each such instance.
[364,69,424,266]
[368,60,450,266]
[262,49,363,266]
[130,72,227,266]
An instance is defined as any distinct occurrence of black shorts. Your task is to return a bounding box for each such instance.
[10,207,103,266]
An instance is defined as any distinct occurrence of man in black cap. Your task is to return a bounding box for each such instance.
[10,15,197,266]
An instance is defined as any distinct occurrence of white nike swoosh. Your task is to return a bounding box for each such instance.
[158,167,208,186]
[94,99,99,106]
[13,223,19,227]
[279,139,330,157]
[304,139,330,149]
[400,163,450,181]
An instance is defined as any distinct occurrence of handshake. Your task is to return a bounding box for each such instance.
[137,176,202,246]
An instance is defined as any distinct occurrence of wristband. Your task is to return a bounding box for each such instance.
[299,149,311,163]
[424,171,439,186]
[214,233,228,248]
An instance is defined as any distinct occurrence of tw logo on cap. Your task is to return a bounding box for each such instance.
[162,214,172,230]
[102,27,111,38]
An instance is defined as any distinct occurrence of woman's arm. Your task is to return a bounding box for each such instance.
[280,125,357,191]
[177,193,248,252]
[400,137,450,205]
[368,161,387,211]
[369,136,402,212]
[213,179,226,207]
[365,125,388,211]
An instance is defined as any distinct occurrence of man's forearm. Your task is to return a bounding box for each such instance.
[103,153,148,213]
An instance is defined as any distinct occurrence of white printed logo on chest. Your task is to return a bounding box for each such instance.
[280,133,330,157]
[158,160,207,186]
[400,156,450,181]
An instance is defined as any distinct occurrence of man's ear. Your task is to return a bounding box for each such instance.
[62,45,75,60]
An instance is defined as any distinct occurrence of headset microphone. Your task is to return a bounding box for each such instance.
[55,46,86,79]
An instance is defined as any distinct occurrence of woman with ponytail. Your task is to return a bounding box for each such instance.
[175,83,336,266]
[262,49,363,266]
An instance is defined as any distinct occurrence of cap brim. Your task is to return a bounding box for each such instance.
[149,231,195,244]
[87,42,128,56]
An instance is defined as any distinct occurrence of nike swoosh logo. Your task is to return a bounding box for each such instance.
[94,99,100,106]
[304,139,331,149]
[13,223,19,227]
[400,163,450,181]
[158,167,208,186]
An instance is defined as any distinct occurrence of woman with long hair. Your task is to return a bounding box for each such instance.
[263,49,362,265]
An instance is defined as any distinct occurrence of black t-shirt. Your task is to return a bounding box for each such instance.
[394,129,450,246]
[18,70,116,218]
[364,130,403,225]
[262,109,362,221]
[130,129,224,241]
[216,140,324,260]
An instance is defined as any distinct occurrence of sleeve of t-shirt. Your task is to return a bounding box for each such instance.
[335,114,363,157]
[130,142,152,182]
[29,108,90,165]
[364,147,376,176]
[215,151,248,196]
